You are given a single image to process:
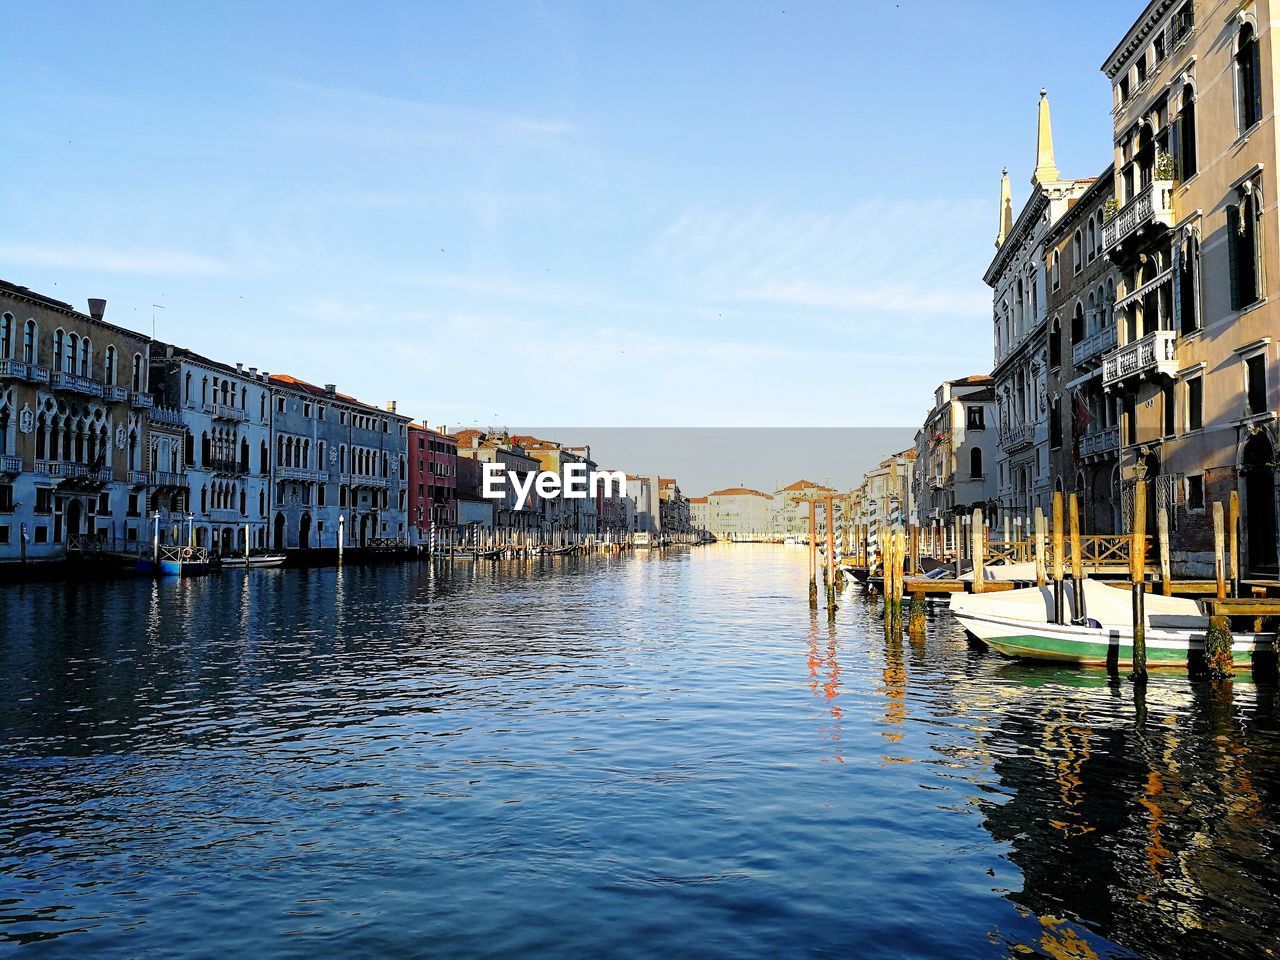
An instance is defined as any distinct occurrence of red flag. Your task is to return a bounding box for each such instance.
[1071,390,1095,462]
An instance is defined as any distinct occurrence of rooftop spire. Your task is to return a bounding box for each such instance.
[996,167,1013,247]
[1032,87,1059,185]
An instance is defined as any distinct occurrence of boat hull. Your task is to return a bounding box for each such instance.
[954,610,1269,667]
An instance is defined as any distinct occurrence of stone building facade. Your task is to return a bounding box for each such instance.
[0,281,153,559]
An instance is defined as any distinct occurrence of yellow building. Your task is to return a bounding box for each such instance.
[1102,0,1278,575]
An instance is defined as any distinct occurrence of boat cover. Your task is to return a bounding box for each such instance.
[950,580,1205,631]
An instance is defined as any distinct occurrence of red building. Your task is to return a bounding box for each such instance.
[408,423,457,539]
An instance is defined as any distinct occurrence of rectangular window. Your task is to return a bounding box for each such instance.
[1228,196,1261,309]
[277,397,286,413]
[0,485,12,512]
[1163,383,1176,437]
[34,526,48,543]
[34,489,52,514]
[98,492,111,514]
[1187,375,1203,430]
[1246,353,1267,414]
[0,526,8,545]
[1186,474,1205,510]
[304,402,312,418]
[966,406,985,430]
[1124,394,1138,446]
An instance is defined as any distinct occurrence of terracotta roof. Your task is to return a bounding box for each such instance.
[708,487,773,499]
[778,479,835,493]
[689,496,708,504]
[269,372,409,419]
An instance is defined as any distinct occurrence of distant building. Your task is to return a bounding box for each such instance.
[703,487,774,541]
[407,423,457,541]
[771,479,836,541]
[912,376,998,540]
[658,477,691,534]
[455,430,540,534]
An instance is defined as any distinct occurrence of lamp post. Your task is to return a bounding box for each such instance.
[152,510,160,565]
[338,513,345,563]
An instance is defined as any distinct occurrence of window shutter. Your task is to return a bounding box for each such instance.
[1182,102,1196,177]
[1172,248,1183,330]
[1227,204,1242,310]
[1251,45,1263,128]
[1170,116,1180,183]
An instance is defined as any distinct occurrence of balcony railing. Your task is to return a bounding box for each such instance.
[51,370,103,397]
[1072,323,1116,368]
[1102,329,1178,388]
[0,359,29,380]
[149,406,186,428]
[1102,179,1174,250]
[29,365,50,384]
[1080,426,1119,457]
[205,401,248,422]
[0,454,21,474]
[128,470,149,486]
[278,466,322,482]
[151,470,186,488]
[341,472,391,488]
[210,508,244,523]
[130,392,155,409]
[999,422,1035,453]
[207,457,249,475]
[103,384,130,402]
[44,462,112,483]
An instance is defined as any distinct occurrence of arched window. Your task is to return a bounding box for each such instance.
[969,447,983,480]
[1050,397,1063,449]
[1086,219,1096,260]
[1050,317,1062,368]
[80,337,91,377]
[1237,23,1262,133]
[22,320,36,364]
[1050,250,1060,290]
[1175,83,1197,181]
[131,353,144,392]
[0,313,11,360]
[105,346,116,385]
[1179,233,1202,333]
[1072,230,1083,273]
[53,329,65,371]
[65,333,77,374]
[1072,302,1085,344]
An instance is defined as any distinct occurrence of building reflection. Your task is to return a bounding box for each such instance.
[971,675,1280,957]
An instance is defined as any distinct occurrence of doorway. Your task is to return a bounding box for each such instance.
[1243,433,1278,574]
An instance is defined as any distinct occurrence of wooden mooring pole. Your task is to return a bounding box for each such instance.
[971,508,985,594]
[1207,497,1236,678]
[1158,506,1172,597]
[1131,480,1148,682]
[1229,490,1241,599]
[825,495,837,616]
[1034,507,1047,588]
[1213,501,1227,600]
[1051,492,1065,625]
[1068,493,1083,622]
[808,499,818,609]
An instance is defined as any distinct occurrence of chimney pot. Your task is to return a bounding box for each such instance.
[236,362,243,372]
[386,400,397,413]
[248,367,257,376]
[87,298,106,321]
[325,384,336,396]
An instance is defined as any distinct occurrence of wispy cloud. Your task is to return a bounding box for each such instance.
[645,199,992,319]
[0,243,229,276]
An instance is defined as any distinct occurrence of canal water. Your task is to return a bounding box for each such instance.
[1,545,1278,959]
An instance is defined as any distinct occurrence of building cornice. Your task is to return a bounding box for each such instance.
[1102,0,1176,79]
[985,187,1050,285]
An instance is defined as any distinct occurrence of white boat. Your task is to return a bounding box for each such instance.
[220,553,287,568]
[949,579,1273,668]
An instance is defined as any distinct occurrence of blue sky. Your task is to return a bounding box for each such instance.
[2,1,1142,429]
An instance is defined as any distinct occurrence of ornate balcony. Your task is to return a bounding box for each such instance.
[0,454,21,475]
[278,466,322,482]
[130,392,155,409]
[149,406,186,428]
[128,470,149,487]
[47,462,112,484]
[1102,179,1174,251]
[1102,329,1178,388]
[0,359,29,380]
[51,370,104,397]
[103,385,130,402]
[205,401,248,422]
[344,473,391,489]
[1079,426,1119,458]
[29,365,50,384]
[210,508,244,523]
[208,457,249,476]
[151,470,186,488]
[1072,323,1116,369]
[998,422,1035,453]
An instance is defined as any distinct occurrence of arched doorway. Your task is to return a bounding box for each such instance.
[274,513,286,552]
[359,515,370,546]
[220,527,233,556]
[1243,433,1278,574]
[65,498,82,542]
[299,512,312,550]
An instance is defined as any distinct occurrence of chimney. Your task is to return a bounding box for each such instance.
[262,371,270,381]
[236,362,243,373]
[248,367,257,377]
[386,400,397,413]
[325,384,336,396]
[87,298,106,321]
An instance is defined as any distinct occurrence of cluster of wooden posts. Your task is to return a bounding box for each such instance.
[824,481,1257,681]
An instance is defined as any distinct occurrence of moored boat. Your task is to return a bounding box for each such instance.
[949,580,1273,668]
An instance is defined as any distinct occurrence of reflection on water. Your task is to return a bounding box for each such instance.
[1,545,1278,959]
